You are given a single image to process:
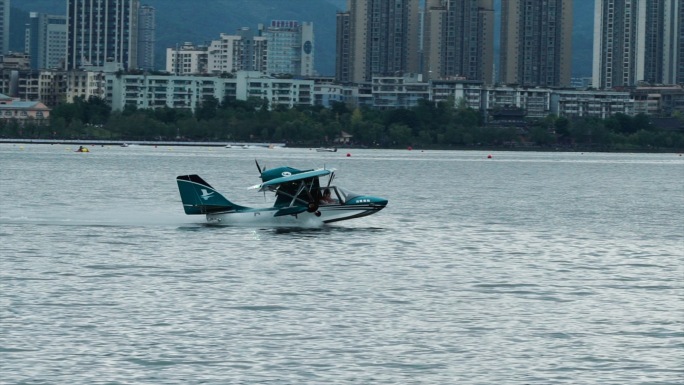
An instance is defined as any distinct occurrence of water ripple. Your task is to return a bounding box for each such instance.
[1,147,682,384]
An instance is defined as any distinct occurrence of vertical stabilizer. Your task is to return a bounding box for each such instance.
[176,175,244,214]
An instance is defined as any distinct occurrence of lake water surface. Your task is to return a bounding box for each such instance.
[1,144,683,384]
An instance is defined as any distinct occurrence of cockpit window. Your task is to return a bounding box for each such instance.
[334,187,359,203]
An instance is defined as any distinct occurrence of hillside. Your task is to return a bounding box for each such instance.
[10,0,594,77]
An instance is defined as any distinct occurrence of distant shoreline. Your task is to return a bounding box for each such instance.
[1,138,682,154]
[0,138,284,148]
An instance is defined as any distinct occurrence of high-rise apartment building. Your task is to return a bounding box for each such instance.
[0,0,9,55]
[501,0,573,87]
[200,22,313,77]
[25,13,67,70]
[263,20,315,77]
[593,0,682,89]
[166,42,208,75]
[335,11,352,83]
[337,0,420,84]
[592,0,638,89]
[137,4,155,71]
[66,0,139,71]
[202,28,265,75]
[677,1,684,85]
[423,0,494,84]
[207,33,249,74]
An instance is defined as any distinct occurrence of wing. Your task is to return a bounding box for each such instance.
[255,168,334,192]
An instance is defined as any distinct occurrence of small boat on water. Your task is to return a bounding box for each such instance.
[121,143,129,147]
[316,147,337,152]
[75,146,89,153]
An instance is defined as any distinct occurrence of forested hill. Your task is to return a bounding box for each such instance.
[10,0,594,77]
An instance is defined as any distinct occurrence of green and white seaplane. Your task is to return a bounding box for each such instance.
[176,161,388,226]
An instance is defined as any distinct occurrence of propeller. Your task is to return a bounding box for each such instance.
[255,159,262,174]
[303,183,319,213]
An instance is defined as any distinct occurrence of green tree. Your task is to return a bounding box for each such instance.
[555,116,570,139]
[388,123,412,146]
[528,125,553,146]
[195,96,219,121]
[633,113,652,131]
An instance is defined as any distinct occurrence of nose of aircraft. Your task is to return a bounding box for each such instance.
[373,197,388,207]
[348,196,388,208]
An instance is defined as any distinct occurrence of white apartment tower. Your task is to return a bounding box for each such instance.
[166,43,208,75]
[207,33,248,74]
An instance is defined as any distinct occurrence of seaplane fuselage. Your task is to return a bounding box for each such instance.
[176,165,388,227]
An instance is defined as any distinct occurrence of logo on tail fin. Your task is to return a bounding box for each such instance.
[200,189,215,200]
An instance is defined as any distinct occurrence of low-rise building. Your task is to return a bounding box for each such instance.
[0,93,50,123]
[372,74,429,109]
[551,90,634,119]
[0,68,67,107]
[632,85,684,117]
[66,70,105,102]
[105,71,315,112]
[430,79,483,109]
[482,86,552,119]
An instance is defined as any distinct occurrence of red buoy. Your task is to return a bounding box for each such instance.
[346,153,351,157]
[487,154,492,159]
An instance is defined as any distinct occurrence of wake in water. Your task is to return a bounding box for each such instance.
[0,209,199,228]
[0,209,335,229]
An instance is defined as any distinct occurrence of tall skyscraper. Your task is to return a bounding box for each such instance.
[592,0,638,89]
[423,0,494,84]
[66,0,139,71]
[676,1,684,85]
[137,4,155,71]
[337,0,420,84]
[264,20,315,77]
[25,13,67,70]
[593,0,682,88]
[335,11,352,83]
[500,0,573,87]
[0,0,9,55]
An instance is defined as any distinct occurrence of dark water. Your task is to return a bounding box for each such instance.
[1,144,682,384]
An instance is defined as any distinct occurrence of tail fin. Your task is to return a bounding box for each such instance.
[176,175,245,215]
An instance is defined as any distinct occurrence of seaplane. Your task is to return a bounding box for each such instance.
[176,161,388,226]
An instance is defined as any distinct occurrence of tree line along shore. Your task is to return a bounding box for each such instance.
[2,96,683,152]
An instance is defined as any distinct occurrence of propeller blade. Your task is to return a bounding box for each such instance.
[255,159,262,174]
